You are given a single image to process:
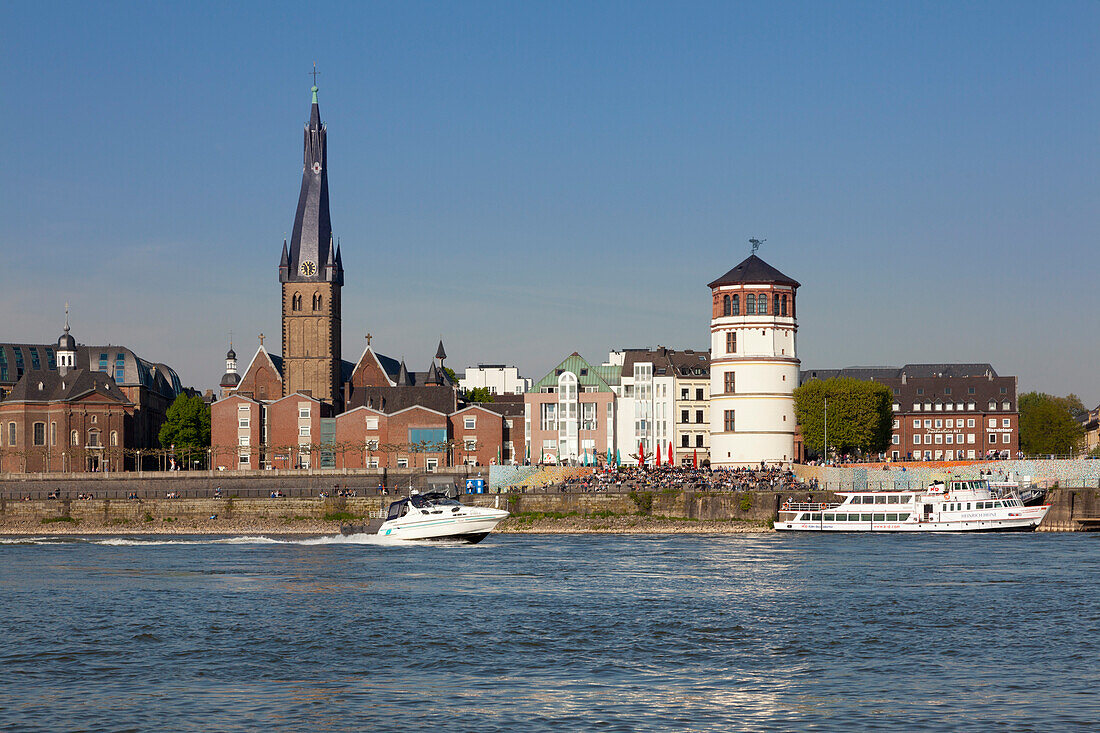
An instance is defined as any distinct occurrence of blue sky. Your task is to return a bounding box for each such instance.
[2,2,1099,403]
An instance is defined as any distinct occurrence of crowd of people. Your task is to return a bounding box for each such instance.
[525,464,817,494]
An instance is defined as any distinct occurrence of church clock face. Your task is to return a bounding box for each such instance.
[312,162,322,174]
[300,260,316,277]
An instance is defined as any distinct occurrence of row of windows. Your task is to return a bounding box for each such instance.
[721,293,790,317]
[0,347,57,382]
[901,401,1013,412]
[680,434,706,447]
[902,433,1012,445]
[846,495,913,504]
[6,421,117,447]
[806,513,912,522]
[909,386,1009,397]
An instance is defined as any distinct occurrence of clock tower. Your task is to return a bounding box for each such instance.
[279,83,344,409]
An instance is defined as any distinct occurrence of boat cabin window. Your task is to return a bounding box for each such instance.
[873,513,885,521]
[861,513,873,522]
[888,495,900,503]
[811,513,822,521]
[824,514,834,521]
[886,513,898,521]
[875,495,887,504]
[387,500,409,520]
[994,501,1003,508]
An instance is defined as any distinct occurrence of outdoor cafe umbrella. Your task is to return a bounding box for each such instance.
[667,441,673,466]
[655,444,661,467]
[638,440,645,466]
[616,449,621,467]
[693,447,698,467]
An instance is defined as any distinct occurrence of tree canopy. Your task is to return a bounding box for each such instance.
[794,377,894,457]
[158,393,211,453]
[463,386,494,403]
[1018,392,1084,456]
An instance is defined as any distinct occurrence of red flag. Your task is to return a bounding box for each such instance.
[668,442,673,466]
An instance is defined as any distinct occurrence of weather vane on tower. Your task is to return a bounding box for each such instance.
[750,237,765,255]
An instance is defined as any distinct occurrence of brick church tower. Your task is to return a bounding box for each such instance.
[279,83,344,409]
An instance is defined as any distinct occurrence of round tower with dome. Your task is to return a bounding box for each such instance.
[707,246,800,467]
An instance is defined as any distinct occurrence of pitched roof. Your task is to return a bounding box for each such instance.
[707,254,800,289]
[4,369,131,405]
[532,353,620,391]
[347,385,457,414]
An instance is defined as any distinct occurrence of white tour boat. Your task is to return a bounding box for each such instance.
[776,478,1050,532]
[374,491,509,543]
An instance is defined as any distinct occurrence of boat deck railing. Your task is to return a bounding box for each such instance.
[780,501,842,512]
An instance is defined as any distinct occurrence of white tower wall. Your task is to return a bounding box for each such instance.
[708,274,799,468]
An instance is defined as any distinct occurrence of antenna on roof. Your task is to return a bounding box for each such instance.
[750,237,765,255]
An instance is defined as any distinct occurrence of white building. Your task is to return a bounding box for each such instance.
[460,364,531,396]
[606,349,679,465]
[708,254,800,467]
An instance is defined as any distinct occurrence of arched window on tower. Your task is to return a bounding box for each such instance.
[292,293,302,312]
[316,294,323,311]
[774,293,780,316]
[781,294,788,316]
[746,293,755,315]
[758,293,767,315]
[722,295,730,316]
[731,294,739,315]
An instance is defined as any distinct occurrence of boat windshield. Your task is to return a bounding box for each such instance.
[409,492,462,509]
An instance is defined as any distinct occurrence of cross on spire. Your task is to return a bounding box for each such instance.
[258,332,265,346]
[366,333,372,346]
[64,301,70,331]
[310,62,320,86]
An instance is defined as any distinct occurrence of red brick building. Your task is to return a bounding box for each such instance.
[801,364,1019,461]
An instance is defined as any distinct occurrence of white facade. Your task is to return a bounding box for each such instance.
[460,364,531,396]
[607,351,675,465]
[709,265,800,467]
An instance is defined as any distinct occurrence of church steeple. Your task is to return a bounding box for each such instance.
[280,83,342,286]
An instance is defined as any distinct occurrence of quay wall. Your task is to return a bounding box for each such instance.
[2,489,1095,531]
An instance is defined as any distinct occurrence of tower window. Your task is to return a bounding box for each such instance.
[774,294,780,316]
[746,294,755,315]
[724,371,735,393]
[781,294,788,316]
[758,294,767,315]
[722,295,730,316]
[292,293,302,311]
[731,294,739,315]
[726,332,736,354]
[723,410,735,432]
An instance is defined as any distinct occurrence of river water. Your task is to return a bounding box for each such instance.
[1,532,1097,732]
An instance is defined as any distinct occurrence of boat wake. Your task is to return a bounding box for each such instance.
[0,533,478,547]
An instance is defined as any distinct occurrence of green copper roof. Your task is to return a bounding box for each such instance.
[311,85,319,104]
[532,353,620,391]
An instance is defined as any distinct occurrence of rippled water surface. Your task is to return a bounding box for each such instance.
[1,532,1098,731]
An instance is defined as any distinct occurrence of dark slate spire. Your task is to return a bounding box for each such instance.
[281,84,342,285]
[426,361,443,386]
[397,359,411,386]
[435,339,447,361]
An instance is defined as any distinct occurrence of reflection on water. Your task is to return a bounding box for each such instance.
[1,533,1098,731]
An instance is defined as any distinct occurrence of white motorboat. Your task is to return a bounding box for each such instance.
[375,491,509,543]
[776,478,1050,532]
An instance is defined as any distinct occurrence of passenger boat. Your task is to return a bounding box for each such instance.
[776,478,1050,532]
[374,491,509,543]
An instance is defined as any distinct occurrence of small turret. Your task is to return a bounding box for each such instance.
[57,305,77,376]
[220,341,241,396]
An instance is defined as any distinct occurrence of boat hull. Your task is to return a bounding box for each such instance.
[377,510,508,542]
[776,507,1050,533]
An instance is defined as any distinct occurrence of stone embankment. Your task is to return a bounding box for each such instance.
[1,488,1095,534]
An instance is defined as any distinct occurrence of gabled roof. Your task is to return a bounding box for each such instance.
[707,254,800,289]
[241,345,283,382]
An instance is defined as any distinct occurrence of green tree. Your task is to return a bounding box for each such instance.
[794,377,893,457]
[463,386,494,403]
[443,367,457,383]
[1018,392,1084,456]
[158,394,211,454]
